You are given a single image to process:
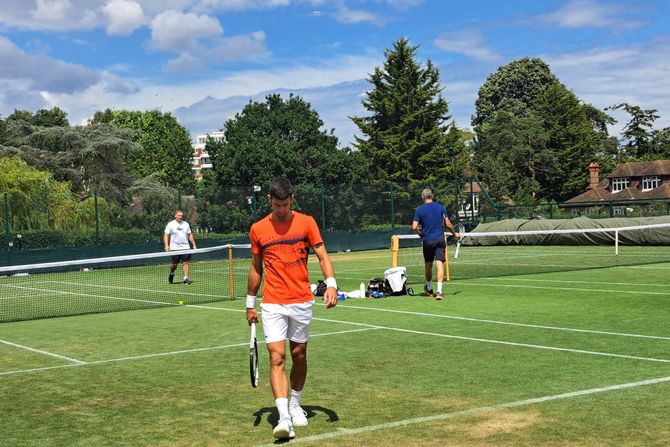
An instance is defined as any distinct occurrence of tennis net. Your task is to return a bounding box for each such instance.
[392,222,670,284]
[0,244,255,323]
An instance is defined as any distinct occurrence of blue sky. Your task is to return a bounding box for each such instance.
[1,0,669,148]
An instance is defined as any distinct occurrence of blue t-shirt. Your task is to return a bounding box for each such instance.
[413,202,448,241]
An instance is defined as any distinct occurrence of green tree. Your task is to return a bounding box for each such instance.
[473,102,548,203]
[472,57,558,130]
[6,107,69,127]
[535,83,604,201]
[473,58,612,203]
[203,93,368,231]
[351,38,451,185]
[0,121,139,204]
[110,110,196,192]
[608,103,660,160]
[89,108,115,124]
[210,93,363,187]
[0,156,81,231]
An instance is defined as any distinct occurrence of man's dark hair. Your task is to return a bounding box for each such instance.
[268,177,294,200]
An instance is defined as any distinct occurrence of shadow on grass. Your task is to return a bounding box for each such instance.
[253,404,339,427]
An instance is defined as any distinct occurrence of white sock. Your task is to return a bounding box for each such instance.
[289,388,303,407]
[276,398,289,420]
[437,282,443,293]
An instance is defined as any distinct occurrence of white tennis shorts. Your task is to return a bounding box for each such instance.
[261,301,314,344]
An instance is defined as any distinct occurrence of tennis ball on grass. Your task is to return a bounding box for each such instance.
[178,300,184,305]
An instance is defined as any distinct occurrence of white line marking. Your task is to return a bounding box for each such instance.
[0,339,86,364]
[257,375,670,446]
[457,281,670,296]
[314,317,670,364]
[487,277,670,288]
[0,327,380,377]
[39,280,226,300]
[340,304,670,340]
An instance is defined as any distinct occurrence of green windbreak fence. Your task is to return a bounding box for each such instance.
[2,181,670,256]
[0,184,428,252]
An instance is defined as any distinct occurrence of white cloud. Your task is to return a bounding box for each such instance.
[206,31,268,62]
[103,0,145,35]
[433,29,502,62]
[150,9,223,52]
[545,38,670,133]
[541,0,643,30]
[165,52,203,73]
[32,0,72,22]
[0,35,99,94]
[333,1,384,25]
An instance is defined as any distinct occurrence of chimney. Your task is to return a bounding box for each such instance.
[587,162,600,190]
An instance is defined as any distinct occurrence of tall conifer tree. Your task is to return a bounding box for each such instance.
[351,38,451,185]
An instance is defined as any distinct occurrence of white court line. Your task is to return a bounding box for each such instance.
[484,277,669,288]
[1,284,176,306]
[315,317,670,364]
[0,327,380,377]
[457,281,670,296]
[257,375,670,446]
[0,339,86,364]
[340,304,670,340]
[40,280,226,300]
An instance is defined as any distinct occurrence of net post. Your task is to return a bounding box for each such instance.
[228,244,235,300]
[391,235,399,267]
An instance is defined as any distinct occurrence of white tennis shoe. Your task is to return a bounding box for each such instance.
[272,418,296,439]
[290,405,308,426]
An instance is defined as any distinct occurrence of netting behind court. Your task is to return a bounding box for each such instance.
[393,222,670,284]
[0,244,255,323]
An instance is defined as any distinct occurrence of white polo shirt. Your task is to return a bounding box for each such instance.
[164,220,192,250]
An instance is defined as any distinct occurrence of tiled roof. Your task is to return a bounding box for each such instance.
[607,160,670,178]
[564,182,670,204]
[564,160,670,204]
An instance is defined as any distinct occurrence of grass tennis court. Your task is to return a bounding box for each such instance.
[1,247,669,446]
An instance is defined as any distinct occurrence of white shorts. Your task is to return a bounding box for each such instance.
[261,301,314,344]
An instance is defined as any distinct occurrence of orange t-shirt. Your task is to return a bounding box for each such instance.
[250,211,323,304]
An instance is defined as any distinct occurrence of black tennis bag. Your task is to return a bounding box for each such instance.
[367,278,389,297]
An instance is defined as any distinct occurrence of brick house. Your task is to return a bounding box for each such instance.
[562,160,670,216]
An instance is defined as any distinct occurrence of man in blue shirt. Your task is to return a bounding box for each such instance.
[412,189,459,300]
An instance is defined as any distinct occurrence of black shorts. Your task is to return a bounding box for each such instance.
[171,254,192,264]
[422,239,446,263]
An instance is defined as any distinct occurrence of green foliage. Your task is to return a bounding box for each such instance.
[472,57,559,129]
[474,103,548,203]
[6,107,69,127]
[351,38,451,186]
[535,83,605,201]
[0,122,138,205]
[111,110,196,193]
[608,103,661,160]
[472,58,613,203]
[89,108,115,124]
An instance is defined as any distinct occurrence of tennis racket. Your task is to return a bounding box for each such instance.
[249,321,259,388]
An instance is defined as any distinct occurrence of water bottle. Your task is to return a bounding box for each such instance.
[359,282,365,298]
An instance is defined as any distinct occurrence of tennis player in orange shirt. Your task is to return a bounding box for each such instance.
[245,177,338,440]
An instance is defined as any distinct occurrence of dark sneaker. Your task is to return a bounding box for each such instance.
[183,278,190,285]
[423,283,434,297]
[168,273,174,284]
[435,292,444,301]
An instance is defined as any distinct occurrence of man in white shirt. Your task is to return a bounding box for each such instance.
[164,210,197,284]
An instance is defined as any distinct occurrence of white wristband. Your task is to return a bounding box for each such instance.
[325,277,337,289]
[246,295,256,309]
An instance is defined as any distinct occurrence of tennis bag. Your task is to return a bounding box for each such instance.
[384,267,408,296]
[367,278,389,297]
